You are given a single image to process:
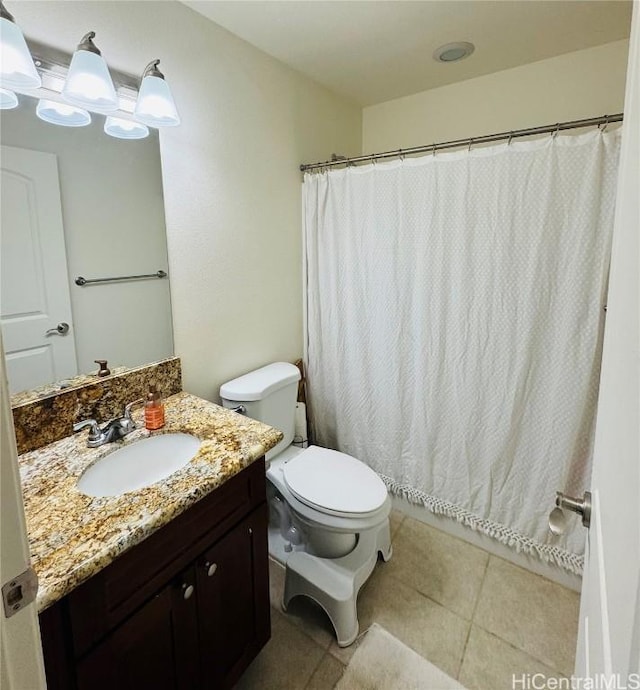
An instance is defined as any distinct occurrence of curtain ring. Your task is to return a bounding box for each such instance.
[508,132,514,146]
[552,123,560,139]
[600,115,610,133]
[432,143,436,157]
[370,154,376,166]
[467,138,473,153]
[398,148,405,161]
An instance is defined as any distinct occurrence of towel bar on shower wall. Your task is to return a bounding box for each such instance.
[75,270,168,286]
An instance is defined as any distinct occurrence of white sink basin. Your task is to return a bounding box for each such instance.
[77,433,201,497]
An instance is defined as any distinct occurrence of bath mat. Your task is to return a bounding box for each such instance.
[336,623,466,690]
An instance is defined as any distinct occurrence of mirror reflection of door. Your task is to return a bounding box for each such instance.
[0,145,77,394]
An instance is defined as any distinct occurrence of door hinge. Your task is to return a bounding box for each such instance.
[2,566,38,618]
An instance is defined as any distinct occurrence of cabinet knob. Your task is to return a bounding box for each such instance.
[204,561,217,577]
[182,583,194,600]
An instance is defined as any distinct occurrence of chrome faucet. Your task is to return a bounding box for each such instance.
[73,398,144,448]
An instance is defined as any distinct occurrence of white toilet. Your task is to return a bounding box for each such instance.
[220,362,392,647]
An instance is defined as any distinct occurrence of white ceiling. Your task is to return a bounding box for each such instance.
[183,1,632,106]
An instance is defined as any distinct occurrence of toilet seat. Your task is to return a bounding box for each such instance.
[282,446,388,519]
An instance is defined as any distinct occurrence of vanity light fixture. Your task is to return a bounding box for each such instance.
[0,1,41,89]
[0,19,180,139]
[0,87,18,109]
[36,99,91,127]
[104,115,149,140]
[62,31,118,112]
[133,60,180,128]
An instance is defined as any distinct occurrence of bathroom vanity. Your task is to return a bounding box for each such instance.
[40,460,268,690]
[17,390,283,690]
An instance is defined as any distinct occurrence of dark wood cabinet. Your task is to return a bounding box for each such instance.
[39,460,270,690]
[76,576,197,690]
[197,507,270,689]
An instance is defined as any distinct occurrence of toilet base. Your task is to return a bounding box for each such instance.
[278,519,392,647]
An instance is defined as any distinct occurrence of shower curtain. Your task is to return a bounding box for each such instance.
[303,129,621,572]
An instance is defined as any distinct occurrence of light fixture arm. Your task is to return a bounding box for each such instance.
[0,0,15,22]
[77,31,101,55]
[142,59,165,80]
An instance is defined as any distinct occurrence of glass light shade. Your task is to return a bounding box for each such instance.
[62,49,118,112]
[0,17,41,89]
[0,87,18,109]
[104,116,149,140]
[36,99,91,127]
[134,75,180,127]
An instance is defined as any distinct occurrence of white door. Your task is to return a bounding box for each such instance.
[0,145,77,394]
[0,332,47,690]
[575,4,640,682]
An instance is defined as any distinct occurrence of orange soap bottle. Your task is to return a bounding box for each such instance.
[144,387,165,430]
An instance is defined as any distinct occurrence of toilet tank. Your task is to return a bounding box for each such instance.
[220,362,301,460]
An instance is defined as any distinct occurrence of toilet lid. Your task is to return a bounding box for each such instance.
[282,446,388,516]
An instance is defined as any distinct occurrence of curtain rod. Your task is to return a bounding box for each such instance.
[299,113,624,173]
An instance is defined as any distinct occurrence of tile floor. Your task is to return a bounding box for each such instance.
[235,511,580,690]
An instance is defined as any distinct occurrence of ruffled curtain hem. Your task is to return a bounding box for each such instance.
[380,473,584,575]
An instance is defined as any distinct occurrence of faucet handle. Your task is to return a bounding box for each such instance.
[73,418,102,442]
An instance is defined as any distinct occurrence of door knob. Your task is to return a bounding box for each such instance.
[204,561,217,577]
[46,322,70,336]
[548,491,592,535]
[182,583,194,600]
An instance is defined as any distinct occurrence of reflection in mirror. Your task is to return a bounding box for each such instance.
[1,93,173,396]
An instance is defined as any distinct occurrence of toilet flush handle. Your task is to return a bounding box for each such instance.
[228,404,246,415]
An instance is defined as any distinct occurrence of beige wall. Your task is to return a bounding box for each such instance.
[13,1,362,401]
[363,40,629,152]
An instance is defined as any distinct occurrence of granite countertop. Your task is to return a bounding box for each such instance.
[18,391,283,612]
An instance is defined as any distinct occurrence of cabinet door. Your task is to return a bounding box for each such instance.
[76,567,200,690]
[197,504,270,689]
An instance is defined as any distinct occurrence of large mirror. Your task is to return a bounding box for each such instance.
[0,93,173,397]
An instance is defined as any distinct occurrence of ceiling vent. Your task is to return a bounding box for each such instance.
[433,42,475,63]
